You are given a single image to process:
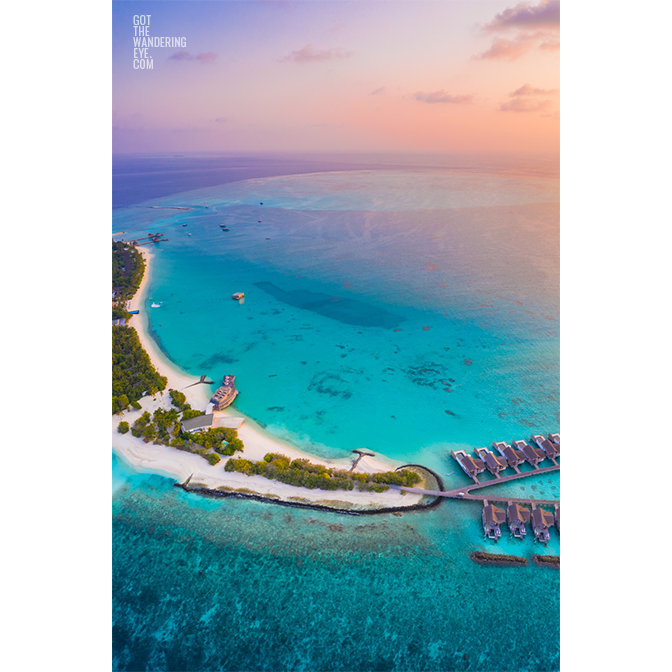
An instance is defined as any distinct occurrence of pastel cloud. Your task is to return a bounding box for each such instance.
[499,98,552,112]
[474,34,537,61]
[484,0,560,32]
[279,44,354,63]
[413,90,475,104]
[214,117,230,123]
[511,83,558,96]
[369,87,386,96]
[169,51,217,63]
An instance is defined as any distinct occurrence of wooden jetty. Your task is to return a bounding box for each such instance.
[350,449,375,472]
[387,462,560,507]
[184,374,215,389]
[126,233,168,246]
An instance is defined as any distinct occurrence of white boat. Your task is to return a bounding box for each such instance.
[151,302,161,308]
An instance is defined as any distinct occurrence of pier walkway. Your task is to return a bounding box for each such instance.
[388,463,559,506]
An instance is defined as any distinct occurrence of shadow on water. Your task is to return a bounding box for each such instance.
[255,281,405,329]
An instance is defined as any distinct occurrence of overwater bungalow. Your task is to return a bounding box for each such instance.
[451,450,485,481]
[555,506,560,532]
[475,447,508,477]
[483,501,507,541]
[530,434,560,460]
[493,441,525,469]
[531,507,555,545]
[513,440,546,468]
[548,433,560,449]
[507,503,531,539]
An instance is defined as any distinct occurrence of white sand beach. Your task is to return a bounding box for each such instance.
[113,246,425,509]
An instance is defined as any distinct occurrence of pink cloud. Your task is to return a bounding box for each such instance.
[279,44,354,63]
[413,90,475,104]
[511,83,558,96]
[369,87,386,96]
[484,0,560,32]
[474,35,537,61]
[499,98,552,112]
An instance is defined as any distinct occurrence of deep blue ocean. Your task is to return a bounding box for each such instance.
[113,153,559,671]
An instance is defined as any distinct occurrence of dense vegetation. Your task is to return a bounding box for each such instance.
[112,326,168,414]
[224,453,421,492]
[128,402,245,461]
[113,241,145,300]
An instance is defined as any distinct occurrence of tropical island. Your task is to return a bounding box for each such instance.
[112,242,440,512]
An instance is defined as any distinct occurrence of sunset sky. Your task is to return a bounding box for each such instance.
[113,0,559,155]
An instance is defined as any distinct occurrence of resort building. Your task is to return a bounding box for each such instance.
[531,507,555,545]
[513,440,546,468]
[181,414,215,434]
[475,447,508,477]
[211,375,239,411]
[452,450,486,481]
[530,434,559,460]
[482,501,507,541]
[548,433,560,449]
[493,441,525,469]
[507,503,531,539]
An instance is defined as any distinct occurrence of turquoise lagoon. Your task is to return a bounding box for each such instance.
[113,163,560,671]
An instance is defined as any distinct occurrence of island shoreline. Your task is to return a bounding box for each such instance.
[113,245,441,514]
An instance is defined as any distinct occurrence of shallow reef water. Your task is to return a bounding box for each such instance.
[113,161,559,671]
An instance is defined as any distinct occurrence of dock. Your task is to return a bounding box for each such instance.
[125,233,169,246]
[387,462,560,507]
[350,449,375,472]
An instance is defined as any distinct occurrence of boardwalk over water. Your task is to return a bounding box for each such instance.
[390,463,559,506]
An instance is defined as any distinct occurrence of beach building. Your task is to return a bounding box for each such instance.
[112,318,126,327]
[531,507,555,545]
[475,447,508,477]
[452,450,485,481]
[530,434,559,460]
[211,375,239,411]
[513,440,546,468]
[493,441,525,469]
[482,501,507,541]
[182,414,214,434]
[507,503,531,539]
